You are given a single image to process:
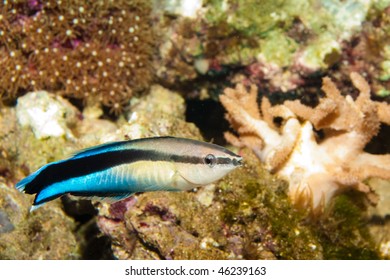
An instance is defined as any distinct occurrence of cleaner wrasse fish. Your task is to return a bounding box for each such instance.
[16,136,243,211]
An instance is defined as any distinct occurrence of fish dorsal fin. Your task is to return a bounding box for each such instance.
[72,140,131,159]
[71,136,178,159]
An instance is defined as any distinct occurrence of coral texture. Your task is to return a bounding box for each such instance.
[0,0,155,113]
[328,5,390,98]
[154,0,379,96]
[220,72,390,213]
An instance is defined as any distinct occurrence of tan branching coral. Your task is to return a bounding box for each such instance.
[220,72,390,214]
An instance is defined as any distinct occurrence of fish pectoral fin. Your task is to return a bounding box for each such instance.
[69,192,133,203]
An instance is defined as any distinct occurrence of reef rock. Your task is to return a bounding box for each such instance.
[153,0,380,94]
[16,91,78,140]
[0,182,79,259]
[120,84,202,140]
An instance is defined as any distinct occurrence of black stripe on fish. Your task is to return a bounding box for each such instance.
[73,136,239,159]
[23,149,207,195]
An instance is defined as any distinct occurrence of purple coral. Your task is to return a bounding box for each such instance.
[27,0,43,11]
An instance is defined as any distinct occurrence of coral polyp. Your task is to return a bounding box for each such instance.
[0,0,155,113]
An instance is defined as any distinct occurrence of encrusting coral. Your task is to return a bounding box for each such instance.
[0,0,155,114]
[220,72,390,214]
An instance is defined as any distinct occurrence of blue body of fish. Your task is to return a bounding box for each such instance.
[16,136,242,211]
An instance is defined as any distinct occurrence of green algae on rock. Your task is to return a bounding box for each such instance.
[215,0,369,70]
[217,149,323,260]
[311,193,380,260]
[154,0,387,97]
[367,178,390,259]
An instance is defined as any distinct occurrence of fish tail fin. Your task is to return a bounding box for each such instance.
[15,173,36,193]
[29,204,44,212]
[16,168,64,210]
[15,163,52,194]
[16,177,43,212]
[32,190,63,210]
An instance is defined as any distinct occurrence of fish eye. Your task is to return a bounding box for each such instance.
[204,154,216,167]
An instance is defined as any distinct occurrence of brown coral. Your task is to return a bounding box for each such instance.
[220,72,390,214]
[0,0,155,113]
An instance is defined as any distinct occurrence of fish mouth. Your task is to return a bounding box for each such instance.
[233,157,243,166]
